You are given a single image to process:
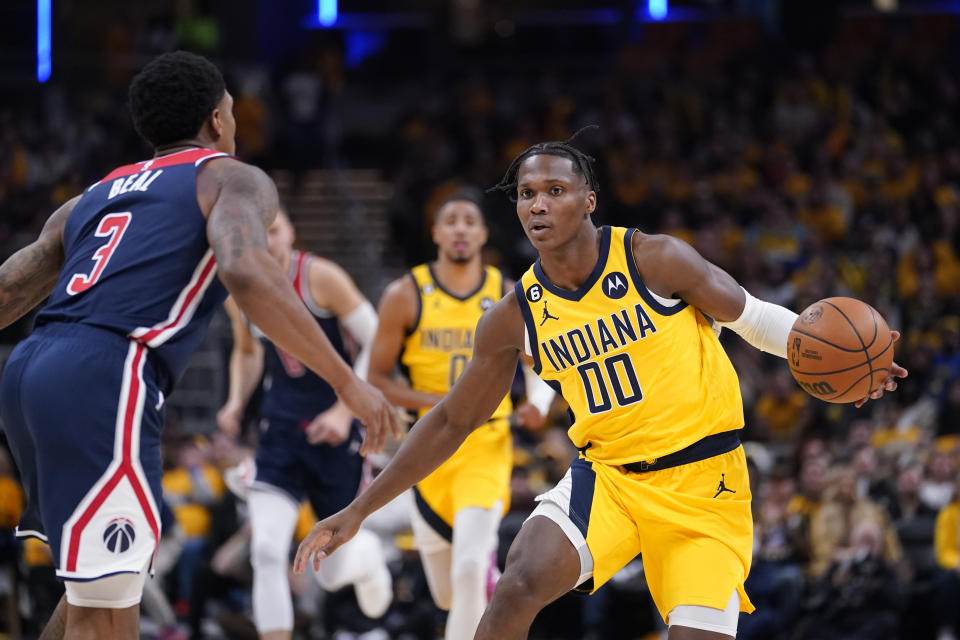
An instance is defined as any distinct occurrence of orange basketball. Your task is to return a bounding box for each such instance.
[787,297,895,404]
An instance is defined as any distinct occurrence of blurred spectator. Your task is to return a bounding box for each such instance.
[786,454,828,564]
[799,521,903,640]
[922,452,957,511]
[740,469,803,640]
[752,368,812,445]
[809,465,902,577]
[852,445,897,515]
[0,447,23,637]
[162,436,226,605]
[933,474,960,640]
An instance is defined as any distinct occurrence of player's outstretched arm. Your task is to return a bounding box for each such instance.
[307,257,378,380]
[217,297,264,436]
[631,232,907,404]
[367,276,445,410]
[203,159,399,454]
[0,196,78,330]
[294,291,526,574]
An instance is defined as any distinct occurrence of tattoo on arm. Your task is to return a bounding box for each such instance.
[0,198,74,330]
[206,162,279,272]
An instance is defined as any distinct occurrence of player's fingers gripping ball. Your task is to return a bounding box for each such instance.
[788,297,895,404]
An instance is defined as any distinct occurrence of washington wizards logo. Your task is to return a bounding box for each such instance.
[480,297,494,311]
[602,272,629,299]
[102,518,136,554]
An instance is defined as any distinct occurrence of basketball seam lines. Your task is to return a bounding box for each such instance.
[818,300,884,401]
[790,336,894,376]
[823,367,891,402]
[790,328,866,352]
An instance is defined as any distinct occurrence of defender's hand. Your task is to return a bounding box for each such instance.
[855,331,908,408]
[217,401,243,437]
[306,402,353,445]
[514,401,547,430]
[337,377,401,455]
[294,506,362,574]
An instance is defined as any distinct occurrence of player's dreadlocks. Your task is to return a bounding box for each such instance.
[488,126,600,201]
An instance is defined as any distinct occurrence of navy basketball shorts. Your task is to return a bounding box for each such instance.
[1,323,164,581]
[252,416,363,519]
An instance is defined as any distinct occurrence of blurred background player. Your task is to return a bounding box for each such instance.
[217,209,392,640]
[0,51,396,640]
[368,191,553,638]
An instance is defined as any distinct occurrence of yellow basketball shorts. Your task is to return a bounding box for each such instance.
[413,418,512,540]
[530,444,754,622]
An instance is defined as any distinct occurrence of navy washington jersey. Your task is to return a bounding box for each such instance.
[36,148,231,389]
[254,250,350,422]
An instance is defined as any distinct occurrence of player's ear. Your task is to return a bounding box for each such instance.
[585,190,597,216]
[210,107,224,140]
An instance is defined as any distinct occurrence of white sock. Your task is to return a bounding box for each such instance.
[249,489,298,633]
[315,528,393,618]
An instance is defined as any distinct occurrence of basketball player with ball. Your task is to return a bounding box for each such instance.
[297,132,908,640]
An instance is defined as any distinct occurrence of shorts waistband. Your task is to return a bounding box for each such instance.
[31,322,172,392]
[622,430,742,473]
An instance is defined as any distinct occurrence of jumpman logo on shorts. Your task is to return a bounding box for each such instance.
[540,301,559,326]
[713,473,736,498]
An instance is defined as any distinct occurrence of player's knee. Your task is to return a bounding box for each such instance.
[250,536,286,570]
[492,563,549,610]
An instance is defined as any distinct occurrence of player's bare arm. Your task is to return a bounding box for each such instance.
[368,275,445,410]
[294,290,526,573]
[632,232,906,404]
[202,158,399,453]
[0,196,78,329]
[217,296,264,436]
[631,232,746,322]
[304,257,377,444]
[308,257,366,316]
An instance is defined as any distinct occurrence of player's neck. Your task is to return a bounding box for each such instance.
[432,257,484,297]
[537,224,602,292]
[153,139,207,158]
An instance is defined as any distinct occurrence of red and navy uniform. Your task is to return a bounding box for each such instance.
[251,250,363,518]
[0,148,229,581]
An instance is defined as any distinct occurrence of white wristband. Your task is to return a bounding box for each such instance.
[523,365,556,416]
[717,288,798,359]
[341,301,378,380]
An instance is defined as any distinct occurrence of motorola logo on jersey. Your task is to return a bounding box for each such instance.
[479,297,494,310]
[526,284,543,302]
[422,283,435,295]
[602,272,629,299]
[102,518,136,554]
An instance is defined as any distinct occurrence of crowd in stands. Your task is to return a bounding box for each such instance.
[1,6,960,640]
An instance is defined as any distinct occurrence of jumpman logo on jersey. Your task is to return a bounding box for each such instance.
[540,301,559,326]
[713,473,736,498]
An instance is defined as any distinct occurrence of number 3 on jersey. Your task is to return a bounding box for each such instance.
[66,213,132,295]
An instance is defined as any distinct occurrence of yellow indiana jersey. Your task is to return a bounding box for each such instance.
[515,226,744,465]
[402,263,513,421]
